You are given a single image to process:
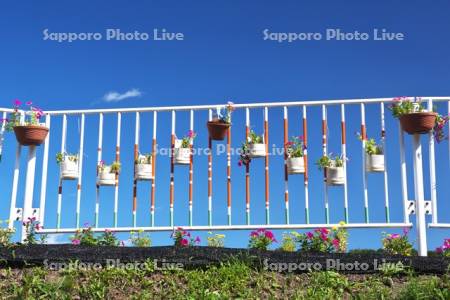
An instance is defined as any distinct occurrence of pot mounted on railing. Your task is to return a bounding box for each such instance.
[206,102,234,141]
[13,125,49,146]
[399,112,437,134]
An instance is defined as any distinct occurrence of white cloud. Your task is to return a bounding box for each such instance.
[45,233,68,244]
[102,88,142,102]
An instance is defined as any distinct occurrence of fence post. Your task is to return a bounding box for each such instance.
[412,134,428,256]
[21,145,37,242]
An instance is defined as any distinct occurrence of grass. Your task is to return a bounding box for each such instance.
[0,261,448,299]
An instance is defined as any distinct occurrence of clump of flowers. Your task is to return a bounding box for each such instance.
[238,130,264,167]
[56,152,78,164]
[435,238,450,257]
[280,232,297,252]
[213,101,235,124]
[316,153,345,170]
[248,229,277,250]
[23,217,46,245]
[285,136,305,158]
[172,227,200,247]
[0,220,15,246]
[382,228,414,256]
[130,229,152,247]
[207,232,225,247]
[97,229,121,246]
[179,130,197,148]
[356,133,383,155]
[71,224,97,246]
[97,160,121,174]
[296,222,348,253]
[389,97,449,143]
[3,100,44,131]
[135,153,152,164]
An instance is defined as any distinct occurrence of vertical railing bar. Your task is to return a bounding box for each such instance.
[189,110,194,226]
[340,104,349,223]
[283,106,290,224]
[9,144,21,229]
[322,105,329,224]
[114,113,121,228]
[380,103,390,222]
[95,113,103,228]
[57,114,67,229]
[245,107,250,225]
[0,112,6,162]
[38,115,51,227]
[399,120,409,223]
[150,111,157,227]
[170,110,175,226]
[448,101,450,171]
[208,109,213,226]
[75,114,85,228]
[302,106,310,224]
[227,111,232,226]
[264,107,270,224]
[360,103,369,223]
[132,112,139,227]
[427,99,437,224]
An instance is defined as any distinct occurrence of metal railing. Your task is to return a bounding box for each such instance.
[0,96,449,256]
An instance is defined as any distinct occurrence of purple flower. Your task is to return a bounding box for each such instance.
[13,99,21,107]
[72,239,80,245]
[26,101,33,106]
[181,238,189,246]
[306,232,314,239]
[194,236,201,244]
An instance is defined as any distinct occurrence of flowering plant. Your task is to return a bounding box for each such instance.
[22,216,46,245]
[389,97,448,143]
[382,228,414,256]
[285,136,305,158]
[316,153,345,170]
[71,224,97,246]
[356,133,383,155]
[248,229,277,250]
[135,153,152,164]
[130,229,152,247]
[280,232,297,252]
[207,232,225,247]
[56,152,78,165]
[436,238,450,257]
[3,100,44,131]
[179,130,197,148]
[213,101,235,124]
[97,229,121,246]
[0,220,15,246]
[238,131,264,167]
[98,160,121,174]
[172,227,200,247]
[295,222,348,253]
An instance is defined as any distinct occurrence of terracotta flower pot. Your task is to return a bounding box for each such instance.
[13,125,49,146]
[399,112,437,134]
[207,120,230,140]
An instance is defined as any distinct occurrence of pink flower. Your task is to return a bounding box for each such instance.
[320,233,328,241]
[306,232,313,239]
[188,130,196,138]
[320,228,329,235]
[72,239,80,245]
[436,247,443,254]
[332,239,340,248]
[26,101,33,106]
[181,238,189,246]
[264,230,275,240]
[250,231,258,238]
[13,99,21,107]
[402,228,410,236]
[194,236,201,244]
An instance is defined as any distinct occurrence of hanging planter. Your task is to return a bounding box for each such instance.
[97,161,120,186]
[389,97,448,138]
[206,102,234,141]
[248,143,266,158]
[3,100,48,146]
[239,131,265,166]
[173,131,196,165]
[56,152,79,180]
[356,134,385,173]
[317,154,346,186]
[135,154,152,181]
[285,136,306,174]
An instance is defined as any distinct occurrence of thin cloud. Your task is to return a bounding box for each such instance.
[102,88,142,102]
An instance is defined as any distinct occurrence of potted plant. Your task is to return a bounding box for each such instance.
[174,130,196,165]
[285,136,305,174]
[316,154,346,186]
[206,102,234,140]
[4,100,48,146]
[97,160,120,186]
[246,130,266,158]
[135,153,152,180]
[56,152,79,180]
[389,97,449,139]
[356,134,384,172]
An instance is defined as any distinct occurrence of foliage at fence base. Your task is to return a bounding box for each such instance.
[0,245,448,274]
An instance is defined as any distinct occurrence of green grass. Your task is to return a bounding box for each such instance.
[0,261,448,299]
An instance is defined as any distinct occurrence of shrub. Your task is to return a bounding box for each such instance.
[280,232,297,252]
[22,217,46,245]
[0,220,15,246]
[436,238,450,257]
[71,224,97,246]
[172,227,200,247]
[382,228,414,256]
[98,230,121,246]
[207,232,225,247]
[130,230,151,247]
[296,222,348,253]
[248,229,277,250]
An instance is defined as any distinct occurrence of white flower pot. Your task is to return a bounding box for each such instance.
[60,159,79,180]
[326,166,345,186]
[287,157,305,174]
[174,147,191,165]
[366,154,385,172]
[248,143,266,158]
[135,163,152,180]
[97,166,116,186]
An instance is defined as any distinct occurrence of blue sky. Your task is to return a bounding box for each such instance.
[0,0,449,250]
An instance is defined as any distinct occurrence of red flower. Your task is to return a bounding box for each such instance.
[181,238,189,246]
